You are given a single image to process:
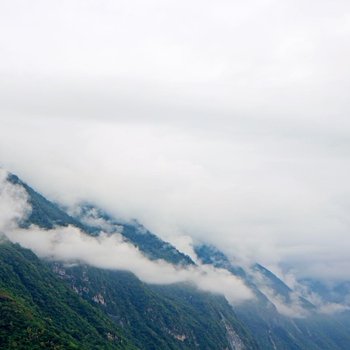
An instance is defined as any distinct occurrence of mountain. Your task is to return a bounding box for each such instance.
[72,203,194,265]
[49,262,258,350]
[0,241,134,350]
[8,173,193,266]
[7,174,95,233]
[2,171,350,349]
[195,244,350,350]
[1,172,259,349]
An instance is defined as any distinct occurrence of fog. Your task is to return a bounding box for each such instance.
[0,169,252,304]
[1,166,349,315]
[1,0,350,283]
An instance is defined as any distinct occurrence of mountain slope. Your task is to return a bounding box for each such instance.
[7,173,92,232]
[8,173,193,265]
[195,244,350,350]
[3,171,350,349]
[73,203,194,265]
[0,241,134,350]
[50,262,258,350]
[2,173,259,349]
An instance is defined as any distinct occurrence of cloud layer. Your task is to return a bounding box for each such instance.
[0,0,350,283]
[7,226,253,304]
[0,170,252,304]
[1,167,348,316]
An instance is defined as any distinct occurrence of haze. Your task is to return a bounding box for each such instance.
[1,0,350,283]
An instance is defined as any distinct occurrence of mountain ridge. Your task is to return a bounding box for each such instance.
[2,171,350,349]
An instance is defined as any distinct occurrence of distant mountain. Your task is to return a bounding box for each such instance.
[195,244,350,350]
[2,171,350,349]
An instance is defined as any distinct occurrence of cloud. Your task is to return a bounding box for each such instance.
[6,225,253,304]
[0,173,252,304]
[2,118,350,283]
[0,168,31,231]
[318,303,350,315]
[249,264,350,317]
[262,288,309,319]
[2,169,349,315]
[1,0,350,124]
[0,0,350,284]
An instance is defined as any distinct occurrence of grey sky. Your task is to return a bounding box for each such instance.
[1,0,350,282]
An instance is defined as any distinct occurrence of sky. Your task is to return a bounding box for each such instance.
[1,0,350,283]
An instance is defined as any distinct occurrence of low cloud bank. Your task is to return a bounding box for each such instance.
[0,170,252,304]
[1,168,349,315]
[1,0,350,294]
[6,225,253,304]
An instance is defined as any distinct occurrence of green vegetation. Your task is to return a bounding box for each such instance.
[117,222,194,265]
[0,240,258,350]
[3,172,350,349]
[72,203,194,265]
[195,244,350,350]
[8,174,94,233]
[0,242,135,350]
[51,263,259,350]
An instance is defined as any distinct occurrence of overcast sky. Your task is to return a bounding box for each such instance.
[1,0,350,282]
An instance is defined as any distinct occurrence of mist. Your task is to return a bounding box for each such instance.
[1,0,350,285]
[0,169,253,304]
[2,166,349,316]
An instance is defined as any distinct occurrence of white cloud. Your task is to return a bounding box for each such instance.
[0,0,350,284]
[2,118,350,283]
[0,173,252,304]
[0,168,30,231]
[263,288,309,319]
[6,226,253,304]
[318,303,350,315]
[2,169,349,315]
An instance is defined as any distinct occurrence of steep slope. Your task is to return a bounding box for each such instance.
[195,244,350,350]
[4,171,350,350]
[7,174,92,232]
[50,262,258,350]
[2,173,259,349]
[0,241,134,350]
[8,173,193,265]
[73,203,194,265]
